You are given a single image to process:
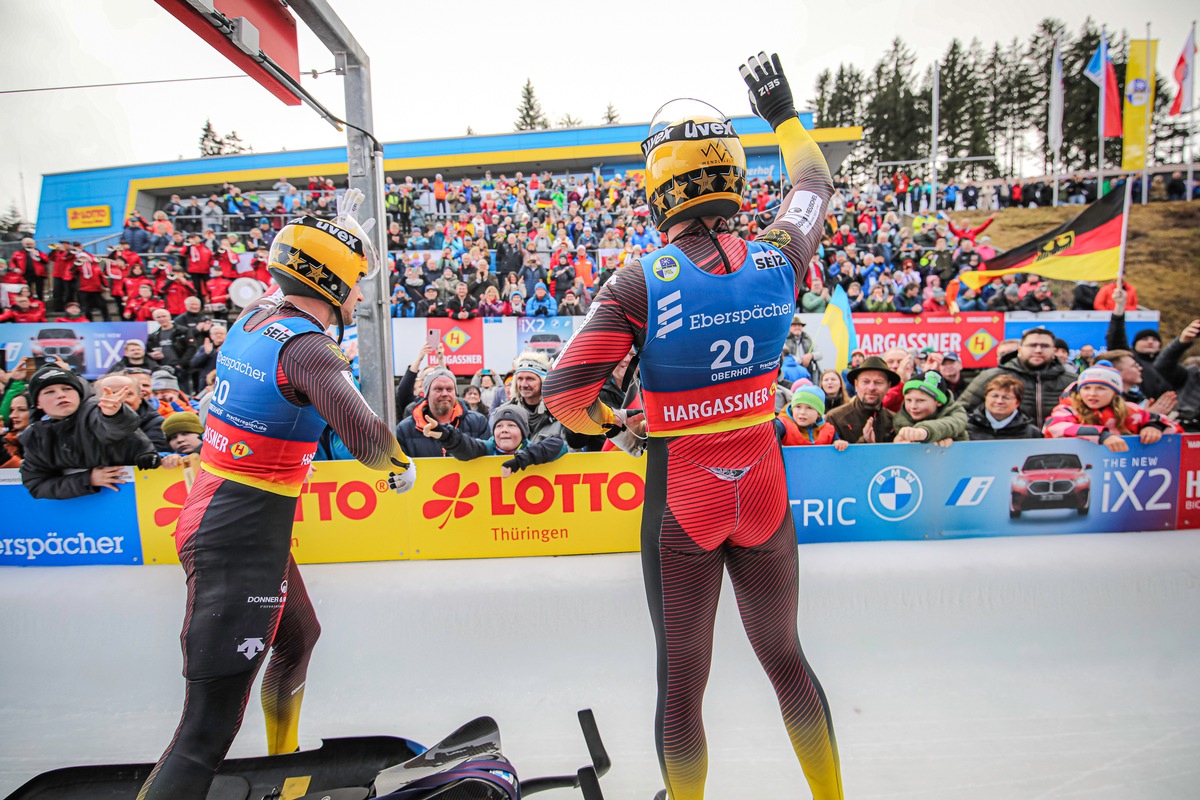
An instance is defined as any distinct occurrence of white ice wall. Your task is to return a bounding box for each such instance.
[2,532,1199,800]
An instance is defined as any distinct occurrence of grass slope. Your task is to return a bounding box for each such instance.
[944,201,1200,337]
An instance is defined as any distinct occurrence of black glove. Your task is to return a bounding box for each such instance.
[135,452,162,471]
[502,451,532,473]
[739,52,797,130]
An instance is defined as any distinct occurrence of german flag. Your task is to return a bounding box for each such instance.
[958,185,1128,290]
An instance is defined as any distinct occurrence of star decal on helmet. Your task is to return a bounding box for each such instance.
[692,169,716,193]
[668,181,689,203]
[306,263,327,281]
[653,194,669,212]
[721,168,741,190]
[282,247,303,269]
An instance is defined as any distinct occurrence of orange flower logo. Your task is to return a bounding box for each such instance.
[422,473,479,529]
[154,481,189,533]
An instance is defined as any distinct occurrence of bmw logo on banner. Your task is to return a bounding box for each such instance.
[868,466,923,522]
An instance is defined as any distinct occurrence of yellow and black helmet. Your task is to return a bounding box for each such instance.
[642,106,746,230]
[268,215,370,308]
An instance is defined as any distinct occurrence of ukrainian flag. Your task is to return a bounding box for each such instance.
[821,285,858,371]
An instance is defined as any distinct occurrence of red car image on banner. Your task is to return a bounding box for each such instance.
[424,318,485,376]
[853,313,1005,369]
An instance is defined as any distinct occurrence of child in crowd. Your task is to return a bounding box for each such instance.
[893,371,968,445]
[421,404,566,476]
[1043,362,1179,452]
[774,383,835,446]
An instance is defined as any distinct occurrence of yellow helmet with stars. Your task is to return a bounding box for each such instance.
[268,215,370,308]
[642,103,746,230]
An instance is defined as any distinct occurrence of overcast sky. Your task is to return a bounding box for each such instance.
[0,0,1194,222]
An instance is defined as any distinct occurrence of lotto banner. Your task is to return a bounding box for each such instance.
[135,453,644,566]
[1177,434,1200,529]
[0,468,143,566]
[403,453,643,560]
[782,436,1182,543]
[852,313,1004,368]
[0,322,149,379]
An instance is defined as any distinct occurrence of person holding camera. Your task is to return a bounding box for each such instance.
[524,281,557,317]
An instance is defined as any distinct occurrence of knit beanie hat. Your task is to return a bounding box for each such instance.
[151,369,180,393]
[1131,328,1161,346]
[903,370,950,405]
[512,350,551,379]
[162,411,204,440]
[422,367,456,397]
[28,365,85,405]
[490,404,530,440]
[1076,360,1123,394]
[790,382,826,417]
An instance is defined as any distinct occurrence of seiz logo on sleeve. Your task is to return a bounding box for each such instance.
[752,249,788,271]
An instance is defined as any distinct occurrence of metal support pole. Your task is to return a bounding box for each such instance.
[1143,23,1151,205]
[288,0,394,428]
[1098,26,1106,198]
[931,61,939,213]
[343,61,395,429]
[1192,22,1198,201]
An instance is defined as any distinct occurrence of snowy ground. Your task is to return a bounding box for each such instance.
[2,532,1199,800]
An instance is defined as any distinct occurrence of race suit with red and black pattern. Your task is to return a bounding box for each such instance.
[138,298,411,800]
[544,119,844,800]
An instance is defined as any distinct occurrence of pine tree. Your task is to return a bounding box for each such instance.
[558,113,583,128]
[466,125,476,136]
[514,80,549,131]
[199,119,251,157]
[812,69,833,127]
[199,119,223,157]
[827,65,866,129]
[1,203,27,239]
[602,103,620,125]
[862,39,928,175]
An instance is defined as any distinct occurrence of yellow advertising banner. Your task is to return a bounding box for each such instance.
[135,453,645,567]
[66,205,112,229]
[1121,39,1158,172]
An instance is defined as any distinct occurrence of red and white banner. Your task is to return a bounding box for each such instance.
[1176,434,1200,529]
[852,313,1005,369]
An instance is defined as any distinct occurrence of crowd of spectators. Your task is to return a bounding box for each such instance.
[3,167,1199,499]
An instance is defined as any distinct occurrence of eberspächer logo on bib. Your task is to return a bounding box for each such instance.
[868,465,923,521]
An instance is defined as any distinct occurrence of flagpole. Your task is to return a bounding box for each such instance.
[1099,25,1107,198]
[1190,21,1197,202]
[1051,37,1061,207]
[1143,22,1151,205]
[1117,178,1133,290]
[931,60,939,213]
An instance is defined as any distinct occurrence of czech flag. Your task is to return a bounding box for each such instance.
[821,285,858,372]
[1084,36,1123,137]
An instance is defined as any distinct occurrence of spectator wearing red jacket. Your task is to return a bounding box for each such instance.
[0,288,46,323]
[124,283,164,321]
[946,216,994,243]
[49,241,76,309]
[205,275,232,314]
[121,263,154,301]
[182,233,214,298]
[10,239,51,301]
[50,242,77,310]
[1094,280,1139,312]
[105,256,129,301]
[74,253,109,321]
[162,267,195,315]
[215,241,240,280]
[54,300,91,323]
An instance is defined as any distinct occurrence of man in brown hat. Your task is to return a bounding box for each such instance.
[825,355,900,447]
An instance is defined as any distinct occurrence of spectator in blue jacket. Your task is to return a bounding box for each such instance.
[391,285,418,317]
[524,282,558,317]
[120,217,153,253]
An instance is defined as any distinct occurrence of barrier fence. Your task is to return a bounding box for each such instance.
[4,434,1197,568]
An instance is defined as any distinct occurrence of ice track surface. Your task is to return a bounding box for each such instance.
[2,532,1199,800]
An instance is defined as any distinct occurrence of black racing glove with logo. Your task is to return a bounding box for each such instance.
[739,51,797,130]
